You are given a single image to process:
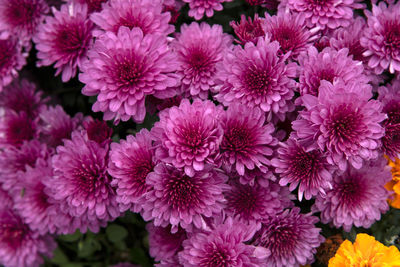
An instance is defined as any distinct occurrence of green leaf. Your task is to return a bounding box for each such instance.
[106,224,128,243]
[59,230,82,242]
[50,247,69,264]
[131,247,151,267]
[60,263,83,267]
[78,234,102,258]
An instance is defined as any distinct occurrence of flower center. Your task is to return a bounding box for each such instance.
[0,222,26,247]
[5,0,38,28]
[244,66,271,95]
[384,102,400,125]
[73,161,106,195]
[384,21,400,51]
[291,150,320,180]
[166,175,201,211]
[114,57,144,87]
[311,69,335,95]
[271,25,300,54]
[336,176,365,206]
[86,0,107,12]
[226,185,259,219]
[85,120,112,144]
[254,224,297,256]
[187,47,213,74]
[55,23,87,54]
[8,115,35,145]
[0,40,14,72]
[202,248,231,267]
[180,122,204,150]
[222,124,250,152]
[327,106,362,143]
[131,156,154,196]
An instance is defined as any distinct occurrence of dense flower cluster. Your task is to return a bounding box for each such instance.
[1,0,400,266]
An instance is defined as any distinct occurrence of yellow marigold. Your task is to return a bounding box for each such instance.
[385,156,400,209]
[328,233,400,267]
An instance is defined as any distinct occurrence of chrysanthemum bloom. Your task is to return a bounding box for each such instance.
[38,105,82,147]
[71,0,108,13]
[0,111,37,147]
[172,22,232,99]
[215,36,297,122]
[90,0,174,37]
[271,138,334,200]
[152,99,223,176]
[252,207,324,267]
[378,80,400,159]
[179,217,268,266]
[83,118,112,145]
[329,233,400,266]
[33,3,94,82]
[224,178,293,225]
[220,103,277,176]
[385,156,400,209]
[230,14,265,45]
[293,80,385,170]
[108,129,156,212]
[315,234,344,266]
[0,38,27,91]
[246,0,279,9]
[284,0,363,30]
[147,223,187,262]
[0,208,56,267]
[0,79,45,118]
[298,46,368,97]
[0,0,48,44]
[0,140,48,194]
[313,158,391,232]
[361,2,400,74]
[80,27,180,123]
[263,12,319,60]
[50,130,120,233]
[141,163,229,232]
[183,0,232,20]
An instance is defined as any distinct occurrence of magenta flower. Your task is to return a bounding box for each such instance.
[141,163,229,232]
[224,177,293,225]
[172,22,232,99]
[152,99,224,177]
[50,130,120,233]
[0,187,12,209]
[252,208,324,267]
[378,79,400,159]
[230,14,265,45]
[220,103,277,176]
[83,118,112,145]
[0,208,56,267]
[108,129,156,212]
[90,0,174,37]
[80,26,180,123]
[183,0,232,20]
[71,0,108,13]
[298,46,368,97]
[313,158,391,231]
[0,38,27,91]
[246,0,279,9]
[33,3,94,82]
[284,0,363,30]
[293,80,385,170]
[263,11,319,60]
[38,105,82,147]
[147,222,187,262]
[361,3,400,74]
[0,0,48,44]
[0,111,37,147]
[0,79,45,118]
[215,36,297,122]
[272,138,335,200]
[178,217,268,266]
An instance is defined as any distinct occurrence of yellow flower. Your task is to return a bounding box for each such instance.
[328,233,400,267]
[385,157,400,209]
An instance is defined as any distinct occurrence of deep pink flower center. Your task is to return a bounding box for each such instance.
[270,24,301,54]
[86,0,107,12]
[55,23,89,55]
[222,123,251,152]
[187,47,213,73]
[0,222,26,248]
[226,185,259,218]
[72,161,106,194]
[384,21,400,51]
[202,248,232,267]
[244,66,271,95]
[384,102,400,125]
[336,176,365,206]
[8,115,35,145]
[290,150,321,180]
[5,0,40,28]
[0,40,14,72]
[166,175,201,211]
[85,120,112,144]
[130,156,154,195]
[255,223,297,256]
[347,41,367,63]
[179,122,205,150]
[329,109,361,142]
[114,57,144,87]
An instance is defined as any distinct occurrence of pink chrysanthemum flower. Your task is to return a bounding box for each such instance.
[0,38,27,91]
[172,22,232,99]
[378,79,400,159]
[252,208,324,267]
[298,46,368,97]
[361,2,400,74]
[80,27,180,123]
[230,14,265,45]
[147,223,187,262]
[0,208,56,267]
[50,129,120,233]
[220,103,277,176]
[71,0,108,13]
[108,129,156,212]
[34,3,94,82]
[183,0,232,20]
[0,111,37,147]
[38,105,82,147]
[0,140,48,193]
[142,163,229,232]
[224,177,293,225]
[152,99,224,177]
[293,80,385,171]
[90,0,174,36]
[284,0,363,30]
[263,11,319,60]
[82,118,112,145]
[0,0,48,44]
[313,158,391,231]
[0,79,45,118]
[215,36,297,122]
[271,138,335,200]
[246,0,279,9]
[178,217,268,266]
